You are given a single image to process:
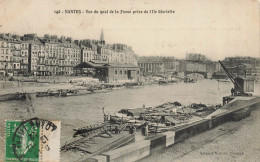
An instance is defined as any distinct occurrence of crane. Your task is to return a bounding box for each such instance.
[218,60,251,96]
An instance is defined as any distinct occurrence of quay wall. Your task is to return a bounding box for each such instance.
[0,92,36,102]
[89,97,260,162]
[173,119,210,143]
[0,81,49,89]
[0,93,26,102]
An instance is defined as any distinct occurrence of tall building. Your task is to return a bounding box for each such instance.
[0,32,139,77]
[58,37,81,75]
[138,56,177,75]
[22,34,45,75]
[81,46,94,62]
[41,34,59,76]
[0,34,19,76]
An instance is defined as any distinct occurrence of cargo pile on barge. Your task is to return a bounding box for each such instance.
[110,101,221,133]
[60,100,220,161]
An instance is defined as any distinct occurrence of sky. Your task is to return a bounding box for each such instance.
[0,0,259,60]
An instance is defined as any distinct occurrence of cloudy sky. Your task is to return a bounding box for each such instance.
[0,0,259,60]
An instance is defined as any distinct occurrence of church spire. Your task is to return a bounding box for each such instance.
[100,28,104,42]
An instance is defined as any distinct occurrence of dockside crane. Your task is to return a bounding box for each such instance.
[218,60,253,97]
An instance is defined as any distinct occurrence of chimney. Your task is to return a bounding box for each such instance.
[66,37,72,43]
[74,40,80,46]
[6,33,12,37]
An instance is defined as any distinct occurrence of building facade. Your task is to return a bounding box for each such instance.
[74,61,141,83]
[216,57,260,80]
[0,34,30,76]
[0,30,139,77]
[138,56,178,75]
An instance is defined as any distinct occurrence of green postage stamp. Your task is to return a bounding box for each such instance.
[5,118,61,162]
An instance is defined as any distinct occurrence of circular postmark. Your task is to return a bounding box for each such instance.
[12,117,57,161]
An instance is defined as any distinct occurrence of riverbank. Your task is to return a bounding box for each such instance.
[0,81,144,101]
[0,81,76,95]
[0,75,186,96]
[0,77,190,102]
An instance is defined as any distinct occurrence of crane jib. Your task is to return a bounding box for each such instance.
[218,60,243,91]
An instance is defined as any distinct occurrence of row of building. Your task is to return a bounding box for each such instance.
[137,55,260,80]
[1,31,259,82]
[0,30,138,76]
[137,54,220,77]
[219,57,260,79]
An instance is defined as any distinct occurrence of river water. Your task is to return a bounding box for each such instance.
[1,79,259,159]
[0,79,235,124]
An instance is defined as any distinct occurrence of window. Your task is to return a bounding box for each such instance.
[124,70,127,75]
[137,70,139,74]
[115,70,117,75]
[120,70,122,75]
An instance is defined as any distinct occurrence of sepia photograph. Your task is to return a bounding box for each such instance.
[0,0,259,161]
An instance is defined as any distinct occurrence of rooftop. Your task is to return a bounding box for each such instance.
[138,56,175,62]
[75,61,139,69]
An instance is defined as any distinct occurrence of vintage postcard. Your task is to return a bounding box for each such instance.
[0,0,259,162]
